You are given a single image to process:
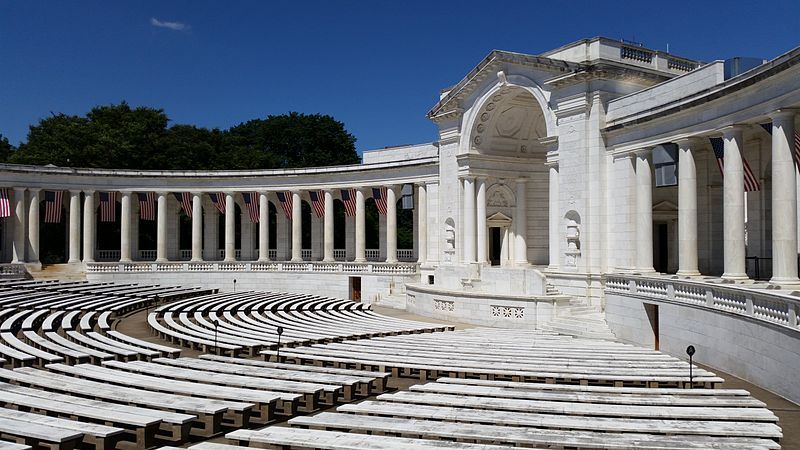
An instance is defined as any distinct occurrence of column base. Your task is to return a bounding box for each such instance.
[634,267,656,274]
[354,258,366,263]
[768,277,800,287]
[223,258,237,263]
[68,259,82,265]
[190,258,204,263]
[322,258,334,263]
[257,258,271,263]
[385,259,398,264]
[155,258,167,263]
[721,272,749,281]
[119,258,132,263]
[290,258,302,262]
[676,270,701,277]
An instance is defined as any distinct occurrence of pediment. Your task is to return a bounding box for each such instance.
[652,200,678,212]
[487,212,513,226]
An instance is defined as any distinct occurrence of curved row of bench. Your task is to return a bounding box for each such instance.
[261,327,725,389]
[215,376,781,450]
[148,291,454,355]
[0,354,387,449]
[0,280,210,367]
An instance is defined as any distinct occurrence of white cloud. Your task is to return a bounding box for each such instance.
[150,17,190,31]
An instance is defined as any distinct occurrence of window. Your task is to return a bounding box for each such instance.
[654,144,678,187]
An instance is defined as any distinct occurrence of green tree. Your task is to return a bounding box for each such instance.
[0,134,13,162]
[227,112,359,168]
[11,103,169,169]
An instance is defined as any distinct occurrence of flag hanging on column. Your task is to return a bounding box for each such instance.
[209,192,226,214]
[709,138,761,192]
[137,192,155,220]
[0,189,10,218]
[309,190,324,218]
[340,189,356,217]
[44,190,63,223]
[99,192,116,222]
[276,191,292,219]
[242,192,259,223]
[371,187,388,215]
[173,192,192,217]
[760,123,800,168]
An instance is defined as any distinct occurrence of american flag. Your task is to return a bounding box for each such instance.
[340,189,356,217]
[308,190,325,218]
[44,190,63,223]
[0,189,10,218]
[137,192,155,220]
[242,192,259,223]
[709,138,761,192]
[760,123,800,168]
[99,192,116,222]
[276,191,293,219]
[372,187,388,215]
[173,192,192,217]
[209,192,226,214]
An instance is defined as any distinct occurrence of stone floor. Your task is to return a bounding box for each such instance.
[119,302,799,448]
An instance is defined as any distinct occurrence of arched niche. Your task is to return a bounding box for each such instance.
[460,75,556,157]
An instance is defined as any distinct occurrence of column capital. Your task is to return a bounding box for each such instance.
[27,187,41,193]
[768,109,797,121]
[119,190,132,196]
[83,189,95,195]
[460,175,475,182]
[69,189,82,195]
[13,187,26,192]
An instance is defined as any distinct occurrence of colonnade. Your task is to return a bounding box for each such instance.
[460,176,529,266]
[8,184,430,266]
[628,110,799,285]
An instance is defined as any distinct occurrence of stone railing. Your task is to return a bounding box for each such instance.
[0,264,27,279]
[86,261,418,275]
[397,249,414,261]
[606,274,800,332]
[97,250,121,261]
[334,249,346,260]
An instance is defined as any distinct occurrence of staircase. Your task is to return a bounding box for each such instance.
[31,263,87,281]
[539,299,617,341]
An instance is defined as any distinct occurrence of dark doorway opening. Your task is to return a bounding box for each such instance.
[644,303,660,350]
[349,277,361,301]
[489,227,502,266]
[653,223,668,273]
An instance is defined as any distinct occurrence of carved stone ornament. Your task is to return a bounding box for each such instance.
[487,190,510,207]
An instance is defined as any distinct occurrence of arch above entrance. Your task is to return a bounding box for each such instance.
[460,73,556,156]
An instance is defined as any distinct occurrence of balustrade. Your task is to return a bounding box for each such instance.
[365,249,380,261]
[139,249,157,261]
[86,260,419,275]
[397,249,414,261]
[97,250,120,261]
[606,274,800,331]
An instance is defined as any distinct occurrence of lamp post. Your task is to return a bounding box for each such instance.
[213,319,219,355]
[276,326,284,362]
[686,345,695,388]
[233,279,237,292]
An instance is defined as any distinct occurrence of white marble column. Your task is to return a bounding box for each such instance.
[462,177,476,263]
[323,190,334,262]
[291,191,302,262]
[635,150,654,272]
[27,189,40,264]
[11,188,26,263]
[191,193,203,262]
[155,192,167,262]
[68,190,81,263]
[677,139,700,276]
[721,126,748,280]
[83,190,96,263]
[548,165,560,269]
[355,188,366,262]
[385,186,397,263]
[224,193,235,261]
[417,184,428,264]
[119,191,132,262]
[476,178,487,264]
[514,178,529,266]
[769,111,799,284]
[258,192,270,261]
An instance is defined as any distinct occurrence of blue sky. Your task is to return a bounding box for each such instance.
[1,1,798,153]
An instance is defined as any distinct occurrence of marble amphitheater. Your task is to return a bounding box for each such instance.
[0,37,798,448]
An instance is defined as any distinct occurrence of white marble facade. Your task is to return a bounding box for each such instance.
[3,36,800,311]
